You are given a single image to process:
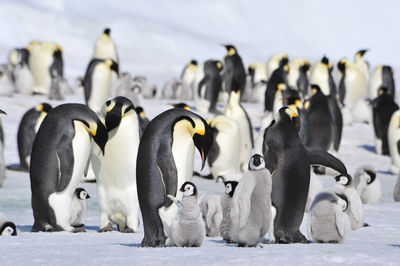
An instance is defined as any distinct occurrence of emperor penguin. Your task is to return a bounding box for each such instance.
[134,106,150,138]
[30,104,108,232]
[221,45,246,100]
[220,181,239,243]
[353,49,369,82]
[230,154,272,247]
[207,115,241,180]
[287,58,310,99]
[389,110,400,174]
[0,212,17,236]
[353,165,381,204]
[92,97,141,233]
[264,61,289,112]
[136,108,213,247]
[369,65,395,100]
[394,173,400,202]
[70,188,90,228]
[309,56,335,96]
[372,87,399,155]
[93,28,119,62]
[83,59,119,113]
[8,47,33,95]
[247,62,267,103]
[0,64,14,96]
[181,59,198,92]
[261,107,348,243]
[199,194,223,237]
[307,191,351,244]
[266,53,289,80]
[196,60,223,114]
[0,109,7,188]
[28,41,63,95]
[7,103,52,172]
[168,182,205,247]
[333,174,364,230]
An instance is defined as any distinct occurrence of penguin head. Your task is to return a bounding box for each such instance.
[301,60,310,72]
[248,154,265,170]
[75,188,90,200]
[337,59,347,74]
[334,173,352,187]
[310,84,322,95]
[134,106,146,118]
[35,103,53,113]
[103,28,111,36]
[355,49,368,58]
[335,193,349,211]
[223,44,237,56]
[224,181,239,197]
[216,60,224,71]
[190,59,198,66]
[0,222,17,236]
[103,96,136,132]
[362,169,376,185]
[79,118,108,155]
[180,181,197,197]
[105,59,119,76]
[172,102,191,110]
[280,55,289,66]
[378,86,389,95]
[321,56,333,70]
[277,107,300,132]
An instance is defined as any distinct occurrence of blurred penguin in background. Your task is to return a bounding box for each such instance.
[181,59,198,94]
[0,109,6,188]
[93,28,119,62]
[388,110,400,174]
[0,212,17,236]
[221,44,246,101]
[264,59,289,113]
[0,64,14,96]
[394,173,400,202]
[200,194,223,237]
[287,58,310,99]
[353,165,381,204]
[8,47,33,95]
[369,65,395,100]
[353,49,369,83]
[266,53,288,80]
[246,62,267,103]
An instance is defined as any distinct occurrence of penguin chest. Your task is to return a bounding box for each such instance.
[34,112,47,133]
[88,66,113,113]
[30,49,53,94]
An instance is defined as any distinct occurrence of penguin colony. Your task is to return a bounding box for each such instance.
[0,27,398,249]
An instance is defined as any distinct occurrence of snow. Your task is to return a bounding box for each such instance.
[1,0,400,265]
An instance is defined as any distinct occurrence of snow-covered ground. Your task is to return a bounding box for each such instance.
[1,0,400,265]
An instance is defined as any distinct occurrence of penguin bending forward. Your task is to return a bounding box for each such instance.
[136,108,213,247]
[30,104,108,232]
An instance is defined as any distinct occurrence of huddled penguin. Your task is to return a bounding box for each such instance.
[260,107,348,243]
[264,60,289,113]
[221,45,246,99]
[93,28,119,62]
[230,154,272,247]
[134,106,150,137]
[220,181,239,243]
[353,165,381,204]
[7,103,52,172]
[136,108,213,247]
[0,212,17,236]
[394,173,400,202]
[333,174,364,230]
[92,97,140,233]
[372,87,399,155]
[83,59,119,113]
[266,53,288,79]
[199,194,223,237]
[181,59,198,92]
[353,49,369,82]
[287,58,310,98]
[196,60,223,114]
[389,110,400,174]
[307,191,351,244]
[225,87,254,172]
[0,110,6,188]
[207,115,241,180]
[168,182,205,247]
[30,104,108,232]
[28,41,63,95]
[369,65,395,99]
[70,188,90,228]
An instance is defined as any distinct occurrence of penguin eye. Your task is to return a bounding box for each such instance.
[106,100,111,106]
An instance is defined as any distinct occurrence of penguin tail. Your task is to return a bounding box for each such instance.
[6,164,29,172]
[193,171,214,180]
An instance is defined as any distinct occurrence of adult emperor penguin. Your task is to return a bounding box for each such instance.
[307,191,351,244]
[353,165,381,204]
[70,188,90,228]
[287,58,310,99]
[30,104,108,232]
[265,53,289,80]
[0,109,6,188]
[7,103,52,172]
[199,194,223,237]
[134,106,150,137]
[196,60,223,114]
[181,59,198,91]
[220,180,238,243]
[83,59,119,113]
[230,154,272,247]
[168,182,205,247]
[389,110,400,174]
[225,86,254,171]
[0,212,17,236]
[309,56,335,96]
[92,96,141,233]
[261,107,348,243]
[221,45,246,99]
[372,87,399,155]
[264,61,289,112]
[136,108,213,247]
[93,28,119,62]
[353,49,369,82]
[247,62,267,103]
[28,41,63,95]
[369,65,395,100]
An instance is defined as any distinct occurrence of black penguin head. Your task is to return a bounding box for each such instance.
[103,28,111,36]
[35,103,52,113]
[92,120,108,155]
[363,169,376,185]
[190,60,198,66]
[215,60,223,71]
[192,118,213,170]
[277,107,300,132]
[311,84,322,95]
[249,154,265,170]
[321,56,329,65]
[356,49,368,58]
[280,55,289,66]
[103,96,135,132]
[302,60,310,72]
[224,181,239,197]
[0,222,17,236]
[335,173,352,187]
[75,188,90,200]
[337,59,346,74]
[180,181,197,197]
[222,44,237,56]
[378,86,389,95]
[134,106,146,118]
[335,193,349,211]
[0,109,6,115]
[172,102,191,110]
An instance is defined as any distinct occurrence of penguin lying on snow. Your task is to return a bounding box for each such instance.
[307,191,351,244]
[220,181,239,243]
[168,182,205,247]
[200,194,223,237]
[0,212,17,236]
[230,154,272,247]
[70,188,90,229]
[353,165,381,204]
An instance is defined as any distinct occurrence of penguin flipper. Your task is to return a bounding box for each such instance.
[55,133,74,192]
[198,77,209,98]
[157,143,178,208]
[335,209,345,238]
[83,152,92,177]
[328,97,343,151]
[233,175,256,228]
[306,148,347,175]
[167,195,182,208]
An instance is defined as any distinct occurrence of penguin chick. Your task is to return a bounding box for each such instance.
[353,165,381,204]
[307,191,351,243]
[230,154,272,247]
[220,181,239,243]
[199,194,223,237]
[70,188,90,228]
[0,212,17,236]
[169,182,205,247]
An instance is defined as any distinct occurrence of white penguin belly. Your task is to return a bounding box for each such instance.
[388,113,400,174]
[88,67,112,113]
[344,69,367,107]
[30,50,52,95]
[48,122,92,231]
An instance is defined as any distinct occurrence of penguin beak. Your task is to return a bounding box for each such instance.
[86,194,91,199]
[193,124,214,171]
[0,109,6,115]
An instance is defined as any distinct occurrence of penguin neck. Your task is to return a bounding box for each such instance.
[226,91,241,113]
[179,196,200,220]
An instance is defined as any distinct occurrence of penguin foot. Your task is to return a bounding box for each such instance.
[139,236,167,247]
[72,224,85,228]
[98,223,113,233]
[72,227,86,233]
[120,228,135,233]
[237,243,246,247]
[6,164,29,172]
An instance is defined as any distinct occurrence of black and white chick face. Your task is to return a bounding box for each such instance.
[180,181,197,197]
[362,169,376,185]
[335,174,352,187]
[224,181,239,197]
[75,188,90,200]
[248,154,265,171]
[336,193,349,212]
[0,222,17,236]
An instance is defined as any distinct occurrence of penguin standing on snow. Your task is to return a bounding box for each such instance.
[93,28,119,62]
[353,49,369,82]
[287,58,309,99]
[266,53,288,79]
[0,109,7,188]
[7,103,52,172]
[199,194,223,237]
[134,106,150,137]
[220,181,239,243]
[389,110,400,174]
[221,45,246,100]
[372,87,399,155]
[8,47,33,95]
[196,60,223,114]
[264,61,289,112]
[230,154,272,247]
[181,59,198,92]
[168,182,205,247]
[70,188,90,228]
[353,165,381,204]
[136,108,213,247]
[369,65,395,100]
[307,191,351,244]
[92,97,141,233]
[84,59,119,113]
[0,212,17,236]
[30,104,108,232]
